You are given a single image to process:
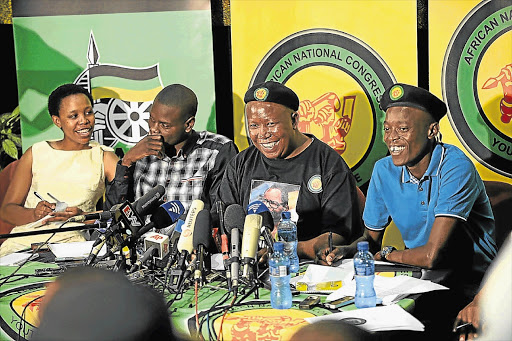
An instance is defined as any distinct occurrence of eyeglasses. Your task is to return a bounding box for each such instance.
[262,198,288,211]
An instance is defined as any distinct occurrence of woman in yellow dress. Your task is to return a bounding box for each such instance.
[0,84,119,256]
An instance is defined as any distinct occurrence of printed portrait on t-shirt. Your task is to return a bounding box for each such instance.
[250,180,300,228]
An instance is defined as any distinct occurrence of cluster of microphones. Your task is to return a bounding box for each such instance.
[75,184,277,294]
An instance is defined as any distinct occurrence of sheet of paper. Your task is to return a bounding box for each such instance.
[49,241,106,260]
[305,304,425,332]
[0,252,38,266]
[22,214,68,230]
[290,262,355,292]
[326,274,448,302]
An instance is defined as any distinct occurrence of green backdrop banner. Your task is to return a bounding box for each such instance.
[13,1,216,154]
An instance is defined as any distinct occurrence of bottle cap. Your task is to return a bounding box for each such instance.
[357,241,369,251]
[281,211,291,220]
[273,241,285,252]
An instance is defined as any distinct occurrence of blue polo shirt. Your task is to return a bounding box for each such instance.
[363,143,497,276]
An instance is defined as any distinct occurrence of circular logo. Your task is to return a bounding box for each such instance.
[307,175,323,193]
[442,0,512,177]
[389,85,404,101]
[249,28,395,186]
[254,87,269,101]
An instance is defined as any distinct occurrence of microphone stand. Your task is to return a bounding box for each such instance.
[236,278,263,304]
[239,261,261,300]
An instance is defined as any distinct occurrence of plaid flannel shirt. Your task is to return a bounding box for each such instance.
[105,130,238,214]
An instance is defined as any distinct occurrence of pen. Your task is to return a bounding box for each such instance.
[453,322,473,332]
[328,231,333,253]
[34,192,45,201]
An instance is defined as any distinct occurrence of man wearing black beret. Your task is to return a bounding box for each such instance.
[324,83,497,337]
[218,81,363,262]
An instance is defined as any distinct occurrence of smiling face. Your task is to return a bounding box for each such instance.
[51,93,95,149]
[383,106,438,175]
[246,101,304,159]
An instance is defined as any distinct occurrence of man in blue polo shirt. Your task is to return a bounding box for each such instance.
[323,83,497,293]
[322,83,497,337]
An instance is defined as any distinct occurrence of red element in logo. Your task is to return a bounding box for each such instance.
[482,63,512,123]
[298,92,356,155]
[227,314,305,339]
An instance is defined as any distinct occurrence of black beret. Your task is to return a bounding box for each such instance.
[380,83,447,121]
[244,81,299,111]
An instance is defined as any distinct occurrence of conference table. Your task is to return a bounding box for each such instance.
[0,253,445,341]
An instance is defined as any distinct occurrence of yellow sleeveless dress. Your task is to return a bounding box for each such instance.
[0,140,110,256]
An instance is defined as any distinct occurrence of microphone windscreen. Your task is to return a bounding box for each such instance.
[193,209,211,249]
[247,200,269,215]
[241,214,262,260]
[135,185,166,216]
[224,204,245,234]
[247,200,273,228]
[177,199,204,253]
[151,200,185,228]
[259,210,274,229]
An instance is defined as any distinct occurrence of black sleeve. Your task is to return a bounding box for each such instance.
[320,159,364,243]
[104,160,135,210]
[206,141,239,207]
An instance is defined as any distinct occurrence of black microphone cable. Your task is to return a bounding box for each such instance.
[0,219,74,289]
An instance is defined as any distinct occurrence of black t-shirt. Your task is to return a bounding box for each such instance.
[218,136,363,241]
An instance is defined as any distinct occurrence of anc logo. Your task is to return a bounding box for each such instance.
[249,29,395,186]
[389,85,404,101]
[254,87,269,101]
[307,174,323,193]
[0,283,48,341]
[189,301,319,339]
[442,0,512,177]
[74,32,163,154]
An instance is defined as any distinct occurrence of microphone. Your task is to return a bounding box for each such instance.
[85,220,124,266]
[177,200,204,254]
[224,204,245,289]
[133,200,185,238]
[67,208,117,223]
[164,213,187,270]
[117,185,166,235]
[193,209,211,284]
[135,185,166,217]
[247,201,275,254]
[129,245,158,272]
[240,214,262,280]
[144,232,170,260]
[68,211,111,223]
[170,200,204,291]
[211,201,231,289]
[87,186,165,265]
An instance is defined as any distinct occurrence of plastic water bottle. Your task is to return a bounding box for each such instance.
[277,211,299,273]
[269,242,292,309]
[353,241,376,308]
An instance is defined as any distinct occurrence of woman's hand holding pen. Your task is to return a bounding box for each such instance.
[43,207,84,224]
[33,191,82,224]
[33,200,56,222]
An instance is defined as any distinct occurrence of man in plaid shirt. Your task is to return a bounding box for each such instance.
[105,84,238,217]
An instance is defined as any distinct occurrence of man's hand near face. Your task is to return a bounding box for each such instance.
[121,135,165,167]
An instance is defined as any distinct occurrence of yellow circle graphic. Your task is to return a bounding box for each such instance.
[390,85,404,101]
[477,31,512,137]
[254,87,269,101]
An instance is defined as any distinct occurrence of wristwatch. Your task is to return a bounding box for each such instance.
[380,246,396,260]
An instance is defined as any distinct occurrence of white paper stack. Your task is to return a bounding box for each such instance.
[305,304,425,332]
